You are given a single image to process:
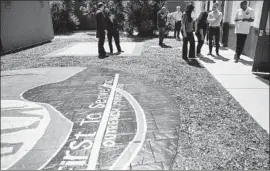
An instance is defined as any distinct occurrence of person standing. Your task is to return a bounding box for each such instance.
[195,11,208,57]
[96,2,108,58]
[173,6,182,40]
[157,7,168,46]
[181,3,195,60]
[207,2,223,56]
[104,1,124,55]
[234,0,254,62]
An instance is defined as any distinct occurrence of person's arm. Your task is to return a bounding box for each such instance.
[199,29,204,40]
[234,10,241,22]
[195,20,198,33]
[157,12,160,26]
[96,12,103,31]
[182,14,187,37]
[217,12,223,25]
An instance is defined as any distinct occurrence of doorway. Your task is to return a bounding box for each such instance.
[253,0,270,73]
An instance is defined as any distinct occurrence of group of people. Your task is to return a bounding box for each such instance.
[95,1,254,63]
[157,0,254,62]
[95,1,123,58]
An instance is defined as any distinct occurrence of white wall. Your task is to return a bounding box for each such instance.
[250,1,263,28]
[1,1,54,52]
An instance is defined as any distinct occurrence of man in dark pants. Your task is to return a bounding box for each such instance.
[234,0,254,62]
[104,1,123,54]
[96,2,108,58]
[157,7,167,46]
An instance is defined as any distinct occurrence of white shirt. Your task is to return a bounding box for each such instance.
[235,7,255,34]
[207,10,223,27]
[173,11,182,21]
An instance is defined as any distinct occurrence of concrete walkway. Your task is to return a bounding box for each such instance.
[198,45,269,133]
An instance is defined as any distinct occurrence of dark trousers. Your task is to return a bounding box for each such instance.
[235,33,247,58]
[196,32,205,55]
[208,27,220,54]
[174,21,181,38]
[182,32,195,59]
[98,31,106,55]
[159,27,165,44]
[107,31,122,53]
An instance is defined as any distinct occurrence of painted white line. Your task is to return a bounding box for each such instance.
[20,82,74,170]
[109,88,147,170]
[37,103,73,170]
[1,100,50,170]
[86,74,119,170]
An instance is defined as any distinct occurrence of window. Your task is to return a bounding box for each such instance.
[40,0,44,9]
[4,0,12,9]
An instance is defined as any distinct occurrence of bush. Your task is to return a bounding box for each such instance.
[124,0,167,37]
[50,0,80,34]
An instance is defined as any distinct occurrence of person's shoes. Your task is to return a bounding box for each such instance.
[98,54,109,58]
[182,57,188,61]
[207,52,213,56]
[118,50,124,53]
[216,52,220,56]
[108,52,114,55]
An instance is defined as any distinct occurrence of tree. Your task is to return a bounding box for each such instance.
[123,0,167,37]
[50,0,80,34]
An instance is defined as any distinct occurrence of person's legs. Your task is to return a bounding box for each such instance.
[188,32,195,58]
[196,33,203,55]
[176,21,181,39]
[107,32,113,53]
[238,34,247,58]
[98,31,106,56]
[178,22,182,39]
[208,27,214,54]
[174,22,177,38]
[182,34,188,60]
[114,31,122,52]
[159,27,165,45]
[215,27,220,55]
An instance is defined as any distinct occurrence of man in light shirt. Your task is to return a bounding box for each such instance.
[234,0,254,62]
[173,6,182,40]
[207,2,223,56]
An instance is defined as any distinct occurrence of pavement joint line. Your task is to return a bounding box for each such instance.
[86,73,119,170]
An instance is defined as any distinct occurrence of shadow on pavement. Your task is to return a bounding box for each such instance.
[188,59,204,68]
[219,46,229,50]
[214,54,230,61]
[239,59,254,66]
[199,55,216,63]
[160,44,172,48]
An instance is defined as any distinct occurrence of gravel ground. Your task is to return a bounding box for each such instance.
[1,32,269,170]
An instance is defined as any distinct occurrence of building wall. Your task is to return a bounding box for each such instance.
[1,1,54,52]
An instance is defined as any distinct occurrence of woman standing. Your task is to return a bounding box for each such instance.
[181,3,195,60]
[195,12,208,57]
[207,2,223,56]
